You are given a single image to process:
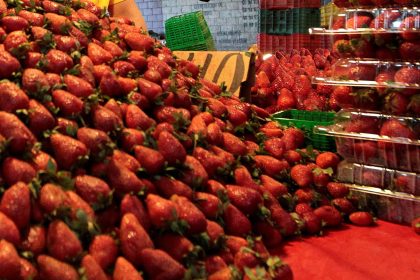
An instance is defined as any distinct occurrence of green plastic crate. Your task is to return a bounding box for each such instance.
[165,11,216,51]
[271,110,336,151]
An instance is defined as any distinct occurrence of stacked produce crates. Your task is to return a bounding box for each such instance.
[258,0,324,53]
[165,11,216,51]
[311,1,420,225]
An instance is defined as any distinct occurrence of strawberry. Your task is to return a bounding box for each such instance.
[54,35,79,53]
[125,32,154,52]
[0,240,22,280]
[121,194,151,230]
[37,255,79,280]
[87,42,113,65]
[74,175,111,206]
[399,41,420,61]
[137,78,163,101]
[226,185,263,215]
[205,256,228,275]
[80,254,107,280]
[300,211,322,234]
[0,211,20,246]
[89,235,118,270]
[56,118,79,136]
[206,122,224,146]
[0,182,30,229]
[233,165,261,192]
[332,86,354,108]
[314,205,342,227]
[28,99,56,136]
[349,211,374,226]
[254,155,289,178]
[155,233,194,262]
[208,267,234,280]
[411,217,420,235]
[234,251,259,272]
[264,137,285,159]
[22,68,49,94]
[210,145,235,165]
[145,194,178,228]
[290,164,313,188]
[295,188,315,204]
[255,220,283,247]
[384,92,409,115]
[270,206,298,237]
[171,195,207,235]
[260,175,288,198]
[327,182,349,198]
[181,155,209,187]
[194,192,222,220]
[120,213,154,266]
[0,81,29,113]
[92,105,123,132]
[283,150,302,165]
[277,88,296,110]
[245,140,259,155]
[47,220,82,262]
[316,152,340,170]
[294,203,313,215]
[125,104,156,130]
[100,72,124,97]
[127,50,147,72]
[45,49,74,74]
[4,30,28,54]
[52,89,84,117]
[64,74,94,98]
[19,258,39,280]
[187,113,208,137]
[139,248,186,280]
[193,147,226,177]
[0,51,21,79]
[154,176,193,200]
[93,65,113,83]
[17,10,44,26]
[103,40,123,57]
[106,157,145,194]
[379,119,416,140]
[113,257,144,280]
[226,105,248,126]
[207,98,227,118]
[394,67,420,96]
[77,127,112,154]
[282,127,305,151]
[225,235,247,255]
[39,183,67,214]
[2,157,36,186]
[157,130,187,165]
[21,225,46,256]
[223,204,252,236]
[50,133,88,170]
[346,13,372,29]
[155,106,191,124]
[134,145,165,175]
[221,132,247,156]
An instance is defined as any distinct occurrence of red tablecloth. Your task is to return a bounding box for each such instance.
[274,221,420,280]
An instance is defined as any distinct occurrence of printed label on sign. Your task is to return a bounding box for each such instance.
[173,51,253,97]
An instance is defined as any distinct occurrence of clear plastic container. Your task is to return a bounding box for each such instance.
[314,110,420,172]
[333,0,420,9]
[348,184,420,224]
[312,59,420,89]
[337,160,420,195]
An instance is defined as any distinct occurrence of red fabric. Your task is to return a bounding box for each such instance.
[274,221,420,280]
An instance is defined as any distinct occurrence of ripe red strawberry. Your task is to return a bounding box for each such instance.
[125,32,154,52]
[155,233,194,262]
[264,137,285,159]
[254,155,289,178]
[226,185,263,215]
[88,42,113,65]
[349,211,374,226]
[282,127,305,151]
[157,130,187,165]
[221,132,247,156]
[52,89,84,117]
[74,175,111,206]
[1,157,36,186]
[300,211,322,235]
[125,104,156,130]
[120,213,154,266]
[65,190,95,221]
[155,106,191,124]
[327,182,349,198]
[106,157,145,194]
[0,51,20,79]
[194,192,222,219]
[89,235,118,270]
[210,145,235,165]
[92,105,123,132]
[171,195,207,235]
[226,105,248,126]
[0,182,30,229]
[145,194,178,228]
[139,248,186,280]
[294,203,313,215]
[411,217,420,235]
[314,205,342,227]
[0,211,20,246]
[290,164,313,188]
[316,152,340,170]
[28,99,56,136]
[260,175,288,198]
[181,155,209,187]
[295,188,316,204]
[134,145,165,175]
[384,92,409,115]
[0,240,23,280]
[207,98,227,118]
[332,86,354,108]
[223,204,252,236]
[283,150,302,165]
[64,74,94,98]
[4,30,28,54]
[137,78,163,101]
[187,113,207,137]
[245,140,259,155]
[233,165,261,192]
[394,67,420,96]
[346,13,372,29]
[154,176,193,200]
[379,119,416,139]
[0,81,29,113]
[207,122,224,145]
[80,254,107,280]
[21,68,49,93]
[19,257,38,280]
[208,267,234,280]
[225,235,248,255]
[399,41,420,61]
[205,256,228,275]
[45,49,74,74]
[50,133,88,170]
[39,183,67,214]
[270,205,298,237]
[47,220,82,262]
[113,257,144,280]
[37,255,79,280]
[120,128,145,152]
[193,147,226,177]
[234,251,259,272]
[277,88,296,110]
[255,220,283,248]
[21,225,46,256]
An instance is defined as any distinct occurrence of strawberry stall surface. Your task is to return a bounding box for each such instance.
[278,220,420,280]
[0,0,395,279]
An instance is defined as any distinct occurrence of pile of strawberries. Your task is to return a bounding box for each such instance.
[0,0,379,279]
[251,48,340,113]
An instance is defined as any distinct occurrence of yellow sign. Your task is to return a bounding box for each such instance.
[173,51,254,97]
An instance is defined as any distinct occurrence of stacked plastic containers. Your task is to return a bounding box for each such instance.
[310,1,420,225]
[258,0,325,53]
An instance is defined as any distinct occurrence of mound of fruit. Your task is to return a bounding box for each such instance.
[252,49,340,113]
[0,0,379,279]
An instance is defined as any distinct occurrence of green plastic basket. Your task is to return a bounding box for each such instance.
[271,109,336,151]
[165,11,216,51]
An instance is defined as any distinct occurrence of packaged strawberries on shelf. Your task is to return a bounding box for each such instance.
[337,160,420,195]
[310,8,420,60]
[349,185,420,224]
[314,110,420,172]
[312,59,420,116]
[334,0,419,8]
